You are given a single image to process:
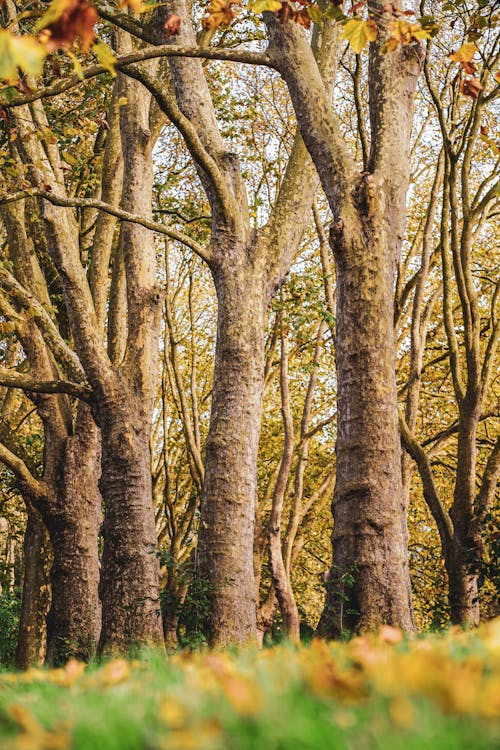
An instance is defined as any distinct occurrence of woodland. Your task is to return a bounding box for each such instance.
[0,0,499,746]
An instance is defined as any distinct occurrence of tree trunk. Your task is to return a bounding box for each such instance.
[16,506,51,669]
[444,539,480,627]
[45,406,102,664]
[268,323,300,642]
[97,63,164,655]
[318,215,414,637]
[197,268,266,646]
[98,386,164,654]
[447,403,481,626]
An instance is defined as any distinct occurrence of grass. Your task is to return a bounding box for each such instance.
[1,620,500,749]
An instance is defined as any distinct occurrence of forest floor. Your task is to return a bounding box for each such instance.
[1,621,499,750]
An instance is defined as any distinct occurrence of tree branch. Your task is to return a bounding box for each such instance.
[0,190,211,263]
[0,368,93,402]
[3,45,275,109]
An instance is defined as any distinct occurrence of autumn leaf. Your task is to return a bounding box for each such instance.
[449,42,478,75]
[202,0,241,30]
[385,20,432,51]
[494,71,500,84]
[36,0,98,53]
[341,18,377,55]
[449,42,478,64]
[250,0,282,14]
[480,126,499,156]
[164,13,181,36]
[459,77,484,99]
[97,658,132,686]
[119,0,143,12]
[93,40,117,76]
[0,31,46,83]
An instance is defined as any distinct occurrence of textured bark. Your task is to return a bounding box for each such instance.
[197,267,266,645]
[317,216,414,636]
[16,506,51,669]
[444,541,480,627]
[45,406,102,664]
[97,65,163,655]
[0,196,102,664]
[268,324,300,642]
[98,388,163,653]
[266,10,419,636]
[446,402,482,626]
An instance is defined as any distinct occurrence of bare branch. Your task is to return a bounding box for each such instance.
[0,190,211,263]
[0,368,93,402]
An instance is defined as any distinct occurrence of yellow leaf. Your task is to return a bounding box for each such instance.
[0,31,46,82]
[341,19,378,55]
[93,40,116,76]
[159,698,187,729]
[250,0,282,13]
[202,0,241,31]
[97,658,131,686]
[119,0,144,13]
[386,20,431,49]
[66,50,83,80]
[35,0,73,32]
[449,42,478,63]
[389,696,414,728]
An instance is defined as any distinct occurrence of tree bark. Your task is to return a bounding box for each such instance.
[197,267,266,646]
[16,505,51,669]
[98,387,163,653]
[444,540,480,627]
[97,64,164,655]
[265,12,419,637]
[45,406,102,664]
[317,215,414,636]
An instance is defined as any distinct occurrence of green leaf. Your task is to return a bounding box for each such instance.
[341,18,378,55]
[326,5,345,21]
[307,5,323,24]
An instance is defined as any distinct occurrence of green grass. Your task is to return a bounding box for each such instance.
[1,622,500,749]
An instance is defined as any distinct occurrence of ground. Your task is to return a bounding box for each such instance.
[1,621,500,749]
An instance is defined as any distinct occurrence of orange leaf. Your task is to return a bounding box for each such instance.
[164,13,181,36]
[202,0,241,31]
[38,0,98,52]
[459,77,483,99]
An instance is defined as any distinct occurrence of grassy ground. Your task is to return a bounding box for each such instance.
[1,621,500,750]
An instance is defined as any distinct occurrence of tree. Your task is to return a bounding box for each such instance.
[400,3,500,624]
[264,2,421,635]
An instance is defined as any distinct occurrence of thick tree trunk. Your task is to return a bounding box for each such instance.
[16,506,51,669]
[97,63,164,655]
[197,270,266,646]
[45,407,102,664]
[318,218,414,637]
[98,387,163,654]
